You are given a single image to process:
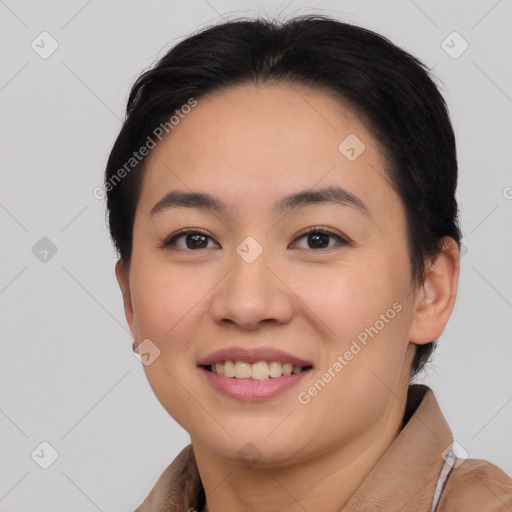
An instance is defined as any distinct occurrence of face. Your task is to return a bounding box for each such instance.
[119,83,425,467]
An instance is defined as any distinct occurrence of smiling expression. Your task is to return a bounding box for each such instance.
[119,82,422,465]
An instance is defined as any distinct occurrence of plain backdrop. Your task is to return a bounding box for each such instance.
[1,1,511,510]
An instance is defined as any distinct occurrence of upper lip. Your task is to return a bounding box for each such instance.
[197,346,314,367]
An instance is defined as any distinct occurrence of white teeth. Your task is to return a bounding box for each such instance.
[223,360,235,377]
[234,361,252,379]
[282,363,293,376]
[268,361,282,378]
[214,362,224,376]
[208,360,308,379]
[251,361,269,380]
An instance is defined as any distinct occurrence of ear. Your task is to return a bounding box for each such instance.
[115,260,138,340]
[409,237,460,345]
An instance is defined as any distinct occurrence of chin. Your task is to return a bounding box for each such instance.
[195,427,312,468]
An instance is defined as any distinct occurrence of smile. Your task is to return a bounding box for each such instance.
[203,360,313,380]
[198,362,313,401]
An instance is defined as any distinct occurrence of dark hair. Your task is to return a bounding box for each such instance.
[104,15,461,377]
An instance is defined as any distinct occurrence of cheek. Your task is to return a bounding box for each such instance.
[296,256,412,384]
[297,260,405,339]
[130,260,208,351]
[130,263,210,428]
[295,264,411,413]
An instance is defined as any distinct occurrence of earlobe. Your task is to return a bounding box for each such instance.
[115,260,138,340]
[409,237,460,345]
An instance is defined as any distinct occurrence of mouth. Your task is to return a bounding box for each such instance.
[196,347,314,401]
[201,360,314,380]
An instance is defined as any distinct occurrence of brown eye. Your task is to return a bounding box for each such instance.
[162,229,219,251]
[292,227,348,250]
[161,226,348,252]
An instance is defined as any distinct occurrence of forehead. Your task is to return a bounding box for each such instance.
[138,83,399,222]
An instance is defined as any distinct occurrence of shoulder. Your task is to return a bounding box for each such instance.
[437,458,512,511]
[134,445,203,511]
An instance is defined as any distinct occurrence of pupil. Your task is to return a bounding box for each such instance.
[187,234,207,249]
[308,232,329,249]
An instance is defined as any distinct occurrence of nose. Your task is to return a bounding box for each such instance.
[210,246,294,331]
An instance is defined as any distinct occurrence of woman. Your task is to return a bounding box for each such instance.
[104,15,512,511]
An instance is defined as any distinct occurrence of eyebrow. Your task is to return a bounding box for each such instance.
[150,186,370,218]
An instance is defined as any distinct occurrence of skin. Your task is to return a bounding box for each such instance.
[116,83,460,512]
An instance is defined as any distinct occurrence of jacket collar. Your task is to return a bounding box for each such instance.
[135,384,452,511]
[343,384,453,510]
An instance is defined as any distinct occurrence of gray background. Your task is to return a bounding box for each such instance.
[1,0,511,510]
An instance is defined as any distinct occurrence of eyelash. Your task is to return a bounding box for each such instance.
[160,226,350,252]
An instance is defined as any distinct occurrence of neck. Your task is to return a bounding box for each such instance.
[194,391,408,512]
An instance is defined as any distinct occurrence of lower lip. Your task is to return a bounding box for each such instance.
[198,366,312,401]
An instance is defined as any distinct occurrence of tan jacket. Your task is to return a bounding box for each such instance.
[134,384,512,511]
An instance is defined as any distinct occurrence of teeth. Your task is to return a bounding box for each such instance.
[282,363,293,376]
[215,362,224,376]
[250,361,268,380]
[269,361,283,378]
[209,360,307,379]
[234,361,251,379]
[223,360,235,377]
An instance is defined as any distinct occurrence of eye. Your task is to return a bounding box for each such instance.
[291,226,349,250]
[160,226,349,252]
[161,228,219,251]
